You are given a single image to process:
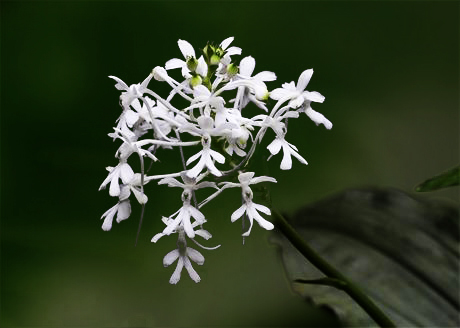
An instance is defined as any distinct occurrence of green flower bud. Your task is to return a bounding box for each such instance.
[202,76,212,90]
[227,63,239,77]
[202,43,215,63]
[186,57,198,72]
[190,75,202,88]
[259,91,270,101]
[210,54,221,66]
[215,47,225,58]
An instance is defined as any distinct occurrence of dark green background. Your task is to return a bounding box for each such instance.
[1,1,458,327]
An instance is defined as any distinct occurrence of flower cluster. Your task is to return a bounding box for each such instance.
[99,37,331,284]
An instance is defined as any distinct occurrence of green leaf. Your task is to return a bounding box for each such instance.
[271,187,459,327]
[416,166,459,192]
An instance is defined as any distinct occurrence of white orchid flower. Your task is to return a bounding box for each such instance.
[233,56,276,111]
[301,103,333,129]
[163,226,205,284]
[220,36,242,58]
[270,69,324,107]
[163,245,205,284]
[100,174,149,231]
[152,215,212,244]
[100,198,131,231]
[231,200,274,236]
[109,74,153,110]
[181,116,236,178]
[267,136,308,170]
[186,135,225,178]
[99,163,135,197]
[161,190,206,238]
[165,39,208,78]
[191,85,227,122]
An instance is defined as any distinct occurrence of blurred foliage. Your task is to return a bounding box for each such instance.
[272,187,459,327]
[416,166,460,192]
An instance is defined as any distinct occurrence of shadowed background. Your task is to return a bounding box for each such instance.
[1,1,458,327]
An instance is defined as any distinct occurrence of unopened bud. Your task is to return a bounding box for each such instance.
[203,43,215,63]
[227,63,238,77]
[210,54,221,65]
[152,66,167,81]
[190,75,202,88]
[215,48,225,58]
[259,91,270,101]
[186,57,198,71]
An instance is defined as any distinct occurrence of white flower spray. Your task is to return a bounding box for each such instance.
[99,37,332,284]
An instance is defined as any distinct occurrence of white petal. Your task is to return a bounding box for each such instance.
[250,205,274,231]
[99,169,114,191]
[280,144,293,170]
[306,107,332,129]
[197,115,213,130]
[290,146,308,166]
[283,111,300,119]
[287,141,298,152]
[186,247,205,265]
[116,200,131,222]
[238,172,255,184]
[194,181,218,190]
[303,91,325,103]
[109,169,121,197]
[282,81,297,91]
[189,206,205,223]
[270,88,289,100]
[182,213,195,239]
[131,187,148,204]
[289,95,304,109]
[187,155,207,178]
[239,56,255,77]
[163,209,184,235]
[267,138,282,155]
[253,203,271,216]
[183,257,201,283]
[151,232,165,243]
[250,80,269,100]
[209,149,225,164]
[181,65,192,78]
[253,71,276,82]
[163,249,180,267]
[225,47,241,56]
[195,229,212,240]
[119,185,131,201]
[231,204,247,222]
[169,257,184,284]
[242,215,254,237]
[186,150,203,166]
[108,76,128,91]
[297,69,313,92]
[124,110,138,127]
[140,74,153,90]
[220,36,234,50]
[165,58,185,70]
[205,156,222,177]
[120,163,134,184]
[101,204,118,231]
[250,176,277,185]
[196,56,208,76]
[158,177,184,188]
[178,39,195,58]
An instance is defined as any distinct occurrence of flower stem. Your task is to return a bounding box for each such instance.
[272,209,396,328]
